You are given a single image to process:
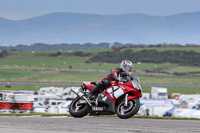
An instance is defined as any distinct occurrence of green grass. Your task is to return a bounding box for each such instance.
[1,49,197,72]
[23,72,200,85]
[138,75,200,85]
[0,69,40,80]
[0,113,71,117]
[9,50,72,55]
[0,56,86,70]
[77,63,173,71]
[28,72,107,83]
[164,66,200,73]
[1,48,200,86]
[94,115,200,120]
[141,87,200,94]
[167,87,200,94]
[77,63,119,71]
[1,69,199,86]
[134,63,172,71]
[0,86,43,91]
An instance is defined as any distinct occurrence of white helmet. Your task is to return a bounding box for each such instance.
[120,60,133,75]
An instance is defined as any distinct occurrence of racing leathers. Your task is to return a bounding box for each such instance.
[88,67,124,99]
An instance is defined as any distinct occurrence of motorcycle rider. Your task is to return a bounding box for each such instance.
[87,60,133,100]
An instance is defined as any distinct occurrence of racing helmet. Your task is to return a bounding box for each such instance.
[120,60,133,75]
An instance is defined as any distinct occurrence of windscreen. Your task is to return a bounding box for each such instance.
[131,76,142,92]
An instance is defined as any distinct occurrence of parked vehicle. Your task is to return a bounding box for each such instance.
[39,87,63,97]
[141,93,150,99]
[62,87,78,100]
[151,87,168,99]
[33,95,60,108]
[138,104,174,117]
[171,93,181,100]
[0,92,14,101]
[69,75,142,119]
[13,94,35,102]
[48,99,72,114]
[140,98,173,106]
[172,108,200,118]
[58,101,72,114]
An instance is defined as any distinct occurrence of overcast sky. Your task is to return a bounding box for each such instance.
[0,0,200,20]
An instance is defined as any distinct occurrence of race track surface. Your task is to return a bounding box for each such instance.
[0,116,199,133]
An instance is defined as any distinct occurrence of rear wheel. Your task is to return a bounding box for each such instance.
[69,97,89,118]
[116,98,140,119]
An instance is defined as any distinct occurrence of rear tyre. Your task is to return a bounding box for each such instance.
[69,97,89,118]
[116,98,140,119]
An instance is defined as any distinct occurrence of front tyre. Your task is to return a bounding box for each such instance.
[116,98,140,119]
[69,97,89,118]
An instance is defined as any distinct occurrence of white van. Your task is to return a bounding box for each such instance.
[151,87,168,99]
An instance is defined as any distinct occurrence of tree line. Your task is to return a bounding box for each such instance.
[87,49,200,66]
[0,42,199,51]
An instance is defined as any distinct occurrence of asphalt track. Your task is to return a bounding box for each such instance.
[0,116,200,133]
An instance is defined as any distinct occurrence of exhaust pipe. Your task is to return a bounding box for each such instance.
[71,88,92,106]
[71,88,84,97]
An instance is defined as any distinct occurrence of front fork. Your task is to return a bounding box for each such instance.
[124,94,128,107]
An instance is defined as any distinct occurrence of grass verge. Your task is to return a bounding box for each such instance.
[93,115,200,120]
[0,113,71,117]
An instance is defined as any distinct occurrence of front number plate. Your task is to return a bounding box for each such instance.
[92,107,104,111]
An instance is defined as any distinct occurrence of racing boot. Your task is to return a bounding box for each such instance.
[87,84,102,100]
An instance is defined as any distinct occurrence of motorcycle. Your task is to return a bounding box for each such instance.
[69,73,142,119]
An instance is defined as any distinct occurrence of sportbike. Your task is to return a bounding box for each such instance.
[69,73,142,119]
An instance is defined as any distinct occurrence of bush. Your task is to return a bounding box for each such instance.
[87,50,200,66]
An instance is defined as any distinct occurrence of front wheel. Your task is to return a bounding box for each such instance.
[69,97,89,118]
[116,98,140,119]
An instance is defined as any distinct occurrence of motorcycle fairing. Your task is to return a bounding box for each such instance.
[96,92,116,113]
[103,81,142,103]
[120,85,142,98]
[83,81,96,90]
[103,86,123,103]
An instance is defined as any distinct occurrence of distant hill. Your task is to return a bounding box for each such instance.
[0,12,200,46]
[0,43,111,51]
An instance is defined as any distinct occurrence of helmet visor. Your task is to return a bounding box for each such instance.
[126,65,133,72]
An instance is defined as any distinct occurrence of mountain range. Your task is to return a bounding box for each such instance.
[0,12,200,46]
